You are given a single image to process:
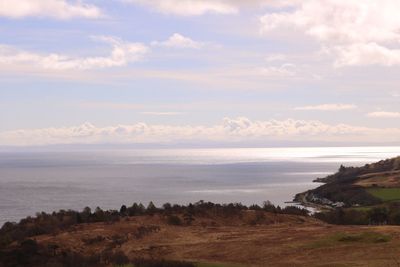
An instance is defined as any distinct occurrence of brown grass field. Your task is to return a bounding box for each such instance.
[31,211,400,267]
[355,171,400,188]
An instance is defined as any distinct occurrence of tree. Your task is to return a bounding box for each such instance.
[163,203,172,210]
[119,205,127,216]
[146,202,157,215]
[138,203,145,213]
[368,207,388,225]
[339,164,346,172]
[263,201,276,213]
[83,207,91,214]
[81,207,92,222]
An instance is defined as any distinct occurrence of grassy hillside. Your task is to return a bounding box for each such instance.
[296,156,400,207]
[367,188,400,202]
[2,212,400,267]
[0,201,310,267]
[314,156,400,184]
[296,156,400,226]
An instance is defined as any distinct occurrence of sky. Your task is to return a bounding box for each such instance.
[1,0,400,147]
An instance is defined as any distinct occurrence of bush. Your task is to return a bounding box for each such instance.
[82,235,105,245]
[133,225,160,239]
[281,206,309,216]
[314,208,369,225]
[166,215,182,226]
[108,250,129,265]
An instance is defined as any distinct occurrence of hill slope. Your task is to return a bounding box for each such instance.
[295,156,400,207]
[3,212,400,267]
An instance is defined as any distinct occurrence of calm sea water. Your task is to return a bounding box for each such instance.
[1,146,400,225]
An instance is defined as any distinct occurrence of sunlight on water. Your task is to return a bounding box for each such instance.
[112,146,400,164]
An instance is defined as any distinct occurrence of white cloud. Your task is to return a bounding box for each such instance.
[0,0,102,19]
[79,101,146,110]
[367,111,400,118]
[140,112,182,116]
[265,54,287,62]
[125,0,299,16]
[392,92,400,98]
[259,63,296,77]
[260,0,400,67]
[333,43,400,67]
[1,117,399,146]
[295,104,357,111]
[124,0,238,16]
[0,36,148,70]
[260,0,400,43]
[151,33,204,49]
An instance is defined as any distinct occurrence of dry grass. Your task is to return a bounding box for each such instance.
[30,211,400,267]
[356,171,400,188]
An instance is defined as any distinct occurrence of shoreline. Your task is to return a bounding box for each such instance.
[294,191,334,212]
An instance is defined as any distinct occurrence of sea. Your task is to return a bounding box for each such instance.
[1,146,400,225]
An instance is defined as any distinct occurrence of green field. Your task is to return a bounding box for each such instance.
[307,231,391,249]
[367,188,400,201]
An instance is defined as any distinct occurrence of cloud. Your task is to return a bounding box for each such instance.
[265,54,288,62]
[333,43,400,67]
[151,33,204,49]
[392,92,400,98]
[124,0,299,16]
[123,0,238,16]
[295,104,357,111]
[260,0,400,67]
[260,0,400,43]
[0,36,148,70]
[79,101,146,110]
[0,0,102,19]
[1,117,399,146]
[259,63,296,77]
[140,112,182,116]
[367,111,400,118]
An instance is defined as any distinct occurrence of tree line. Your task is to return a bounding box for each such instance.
[0,200,309,249]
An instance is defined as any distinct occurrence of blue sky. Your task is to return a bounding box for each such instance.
[1,0,400,146]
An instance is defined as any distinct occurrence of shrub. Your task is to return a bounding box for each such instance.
[166,215,182,226]
[82,235,105,245]
[133,225,160,239]
[108,250,129,265]
[120,205,128,216]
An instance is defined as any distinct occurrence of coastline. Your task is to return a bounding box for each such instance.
[294,191,334,212]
